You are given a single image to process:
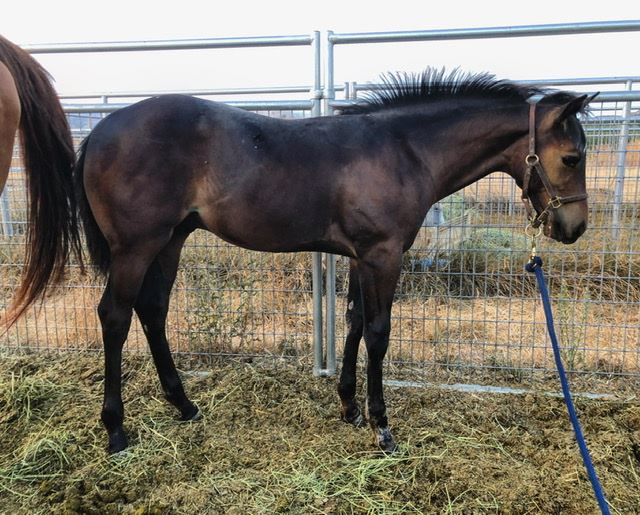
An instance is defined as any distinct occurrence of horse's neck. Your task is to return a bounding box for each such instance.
[394,104,529,202]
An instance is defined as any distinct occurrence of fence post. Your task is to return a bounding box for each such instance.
[310,31,327,376]
[319,30,337,376]
[612,80,633,239]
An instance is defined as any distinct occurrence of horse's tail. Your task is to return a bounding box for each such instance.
[0,35,83,328]
[74,136,110,276]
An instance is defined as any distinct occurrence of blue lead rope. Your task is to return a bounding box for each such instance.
[525,255,610,515]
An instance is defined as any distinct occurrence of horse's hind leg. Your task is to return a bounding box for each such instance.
[99,238,170,453]
[134,228,200,421]
[338,259,365,427]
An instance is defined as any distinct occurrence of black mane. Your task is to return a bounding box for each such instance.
[340,68,543,115]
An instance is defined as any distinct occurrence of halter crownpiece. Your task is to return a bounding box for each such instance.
[521,101,588,229]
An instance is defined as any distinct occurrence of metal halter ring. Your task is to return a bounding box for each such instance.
[525,154,540,166]
[525,223,543,238]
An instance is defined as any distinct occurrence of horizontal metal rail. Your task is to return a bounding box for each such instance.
[351,77,640,92]
[23,34,314,54]
[519,77,640,87]
[63,99,314,113]
[60,85,328,101]
[60,85,345,103]
[329,90,640,110]
[330,20,640,45]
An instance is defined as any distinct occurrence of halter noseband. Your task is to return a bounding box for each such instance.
[521,102,588,229]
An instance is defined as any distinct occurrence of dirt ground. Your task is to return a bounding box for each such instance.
[1,352,640,514]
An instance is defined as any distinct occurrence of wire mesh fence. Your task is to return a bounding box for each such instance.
[0,93,639,380]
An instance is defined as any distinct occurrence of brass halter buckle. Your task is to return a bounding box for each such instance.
[549,196,563,209]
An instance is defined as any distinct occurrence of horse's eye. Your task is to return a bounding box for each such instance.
[562,155,581,168]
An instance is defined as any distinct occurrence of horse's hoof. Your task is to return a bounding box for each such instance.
[374,427,398,453]
[181,405,202,422]
[341,407,366,428]
[107,429,128,454]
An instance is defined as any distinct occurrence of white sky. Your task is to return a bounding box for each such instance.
[3,0,640,97]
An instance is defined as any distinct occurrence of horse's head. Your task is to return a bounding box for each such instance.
[520,93,597,244]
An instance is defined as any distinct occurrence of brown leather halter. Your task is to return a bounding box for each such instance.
[521,102,588,229]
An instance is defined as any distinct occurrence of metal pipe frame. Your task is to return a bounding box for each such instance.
[23,34,314,54]
[16,22,640,379]
[63,100,315,113]
[329,20,640,45]
[26,30,332,377]
[59,84,346,102]
[310,32,327,377]
[313,30,338,377]
[321,20,640,379]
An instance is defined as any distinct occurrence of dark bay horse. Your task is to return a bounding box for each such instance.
[11,68,595,453]
[0,34,81,322]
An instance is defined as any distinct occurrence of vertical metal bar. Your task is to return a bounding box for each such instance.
[311,31,322,115]
[325,254,337,375]
[311,31,325,376]
[324,31,335,114]
[322,31,337,376]
[312,251,324,376]
[612,80,632,239]
[101,95,108,119]
[0,188,13,237]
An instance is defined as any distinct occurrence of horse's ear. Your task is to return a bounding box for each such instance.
[584,92,599,106]
[557,94,590,120]
[541,93,598,130]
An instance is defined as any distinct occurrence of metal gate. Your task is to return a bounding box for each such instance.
[1,21,639,380]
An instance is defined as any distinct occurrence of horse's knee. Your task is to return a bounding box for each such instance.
[364,318,391,363]
[366,317,391,339]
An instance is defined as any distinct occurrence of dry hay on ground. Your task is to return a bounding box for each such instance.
[1,352,640,513]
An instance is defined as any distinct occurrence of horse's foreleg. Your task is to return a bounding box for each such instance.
[358,244,402,452]
[134,230,200,421]
[338,259,365,427]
